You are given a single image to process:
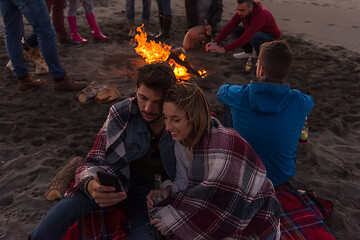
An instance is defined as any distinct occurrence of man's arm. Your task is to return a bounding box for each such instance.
[217,84,245,107]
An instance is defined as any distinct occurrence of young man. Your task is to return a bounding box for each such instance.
[30,62,178,240]
[0,0,87,92]
[217,40,314,187]
[206,0,280,59]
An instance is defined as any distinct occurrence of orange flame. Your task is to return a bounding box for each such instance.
[133,25,206,81]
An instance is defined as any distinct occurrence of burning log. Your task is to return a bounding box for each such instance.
[167,52,200,77]
[133,25,206,81]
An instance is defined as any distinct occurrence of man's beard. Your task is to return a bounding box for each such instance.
[141,111,162,123]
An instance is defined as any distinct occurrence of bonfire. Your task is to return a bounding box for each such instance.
[132,25,206,81]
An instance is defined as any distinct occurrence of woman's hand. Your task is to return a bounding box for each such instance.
[87,174,127,207]
[146,186,172,209]
[150,218,166,235]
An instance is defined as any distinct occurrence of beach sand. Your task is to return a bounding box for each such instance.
[0,0,360,239]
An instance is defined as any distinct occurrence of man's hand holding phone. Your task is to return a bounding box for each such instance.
[87,171,127,207]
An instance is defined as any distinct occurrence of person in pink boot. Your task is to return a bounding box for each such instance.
[67,0,109,43]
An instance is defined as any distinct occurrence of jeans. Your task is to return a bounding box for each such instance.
[126,0,151,25]
[222,104,234,128]
[156,0,171,16]
[126,171,154,240]
[233,26,275,56]
[0,0,65,79]
[30,191,98,240]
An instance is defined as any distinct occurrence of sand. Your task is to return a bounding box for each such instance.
[0,0,360,239]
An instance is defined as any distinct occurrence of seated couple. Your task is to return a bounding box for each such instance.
[30,62,280,240]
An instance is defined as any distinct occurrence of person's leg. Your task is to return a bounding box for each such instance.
[30,191,98,240]
[67,0,88,43]
[0,1,29,79]
[126,173,153,240]
[233,26,252,53]
[126,0,135,37]
[142,0,152,36]
[83,0,109,40]
[162,0,171,16]
[222,104,234,128]
[51,0,70,40]
[250,32,275,56]
[18,0,65,79]
[142,0,151,23]
[156,0,163,15]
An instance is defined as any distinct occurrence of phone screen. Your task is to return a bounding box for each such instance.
[97,171,122,192]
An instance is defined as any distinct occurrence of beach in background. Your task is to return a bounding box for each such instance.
[0,0,360,239]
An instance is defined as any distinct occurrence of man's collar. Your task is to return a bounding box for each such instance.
[254,78,288,85]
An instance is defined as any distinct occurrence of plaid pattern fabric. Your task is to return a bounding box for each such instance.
[61,207,129,240]
[149,119,281,239]
[66,98,134,196]
[275,183,336,240]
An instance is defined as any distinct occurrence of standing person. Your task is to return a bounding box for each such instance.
[183,0,223,50]
[46,0,80,46]
[30,62,178,240]
[154,0,171,39]
[217,40,314,187]
[206,0,280,59]
[0,0,88,92]
[126,0,152,38]
[147,82,281,240]
[67,0,109,43]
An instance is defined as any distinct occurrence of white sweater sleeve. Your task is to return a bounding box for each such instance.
[161,142,190,193]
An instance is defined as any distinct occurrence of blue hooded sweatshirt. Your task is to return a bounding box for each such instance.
[217,80,314,186]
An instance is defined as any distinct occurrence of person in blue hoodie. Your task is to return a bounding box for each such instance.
[217,40,314,187]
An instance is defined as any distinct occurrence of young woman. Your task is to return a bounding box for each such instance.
[146,82,281,239]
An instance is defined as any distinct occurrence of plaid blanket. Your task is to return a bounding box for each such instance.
[149,119,281,239]
[66,98,134,196]
[275,183,336,240]
[61,206,129,240]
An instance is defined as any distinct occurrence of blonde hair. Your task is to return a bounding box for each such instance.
[164,82,211,153]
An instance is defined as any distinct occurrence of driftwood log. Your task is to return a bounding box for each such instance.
[46,156,84,201]
[95,87,121,104]
[77,82,109,103]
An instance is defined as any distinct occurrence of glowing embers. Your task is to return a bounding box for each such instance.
[133,25,206,81]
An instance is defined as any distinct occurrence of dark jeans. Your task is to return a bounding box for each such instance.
[156,0,171,16]
[233,26,276,56]
[30,172,154,240]
[223,104,234,128]
[30,191,98,240]
[0,0,65,79]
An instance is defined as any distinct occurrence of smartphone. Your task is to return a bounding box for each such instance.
[97,171,122,192]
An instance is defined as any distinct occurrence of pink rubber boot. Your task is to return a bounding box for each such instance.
[85,13,109,40]
[67,16,88,43]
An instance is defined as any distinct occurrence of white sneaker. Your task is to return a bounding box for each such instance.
[233,52,255,59]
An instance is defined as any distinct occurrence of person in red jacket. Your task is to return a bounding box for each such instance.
[206,0,280,59]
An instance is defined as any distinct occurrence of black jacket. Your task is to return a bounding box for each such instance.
[185,0,223,30]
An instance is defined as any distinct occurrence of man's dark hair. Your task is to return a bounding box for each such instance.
[258,40,292,80]
[136,62,177,93]
[237,0,253,6]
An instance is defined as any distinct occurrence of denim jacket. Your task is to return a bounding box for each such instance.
[70,98,176,194]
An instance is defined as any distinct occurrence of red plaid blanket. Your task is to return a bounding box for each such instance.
[61,207,129,240]
[275,183,336,240]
